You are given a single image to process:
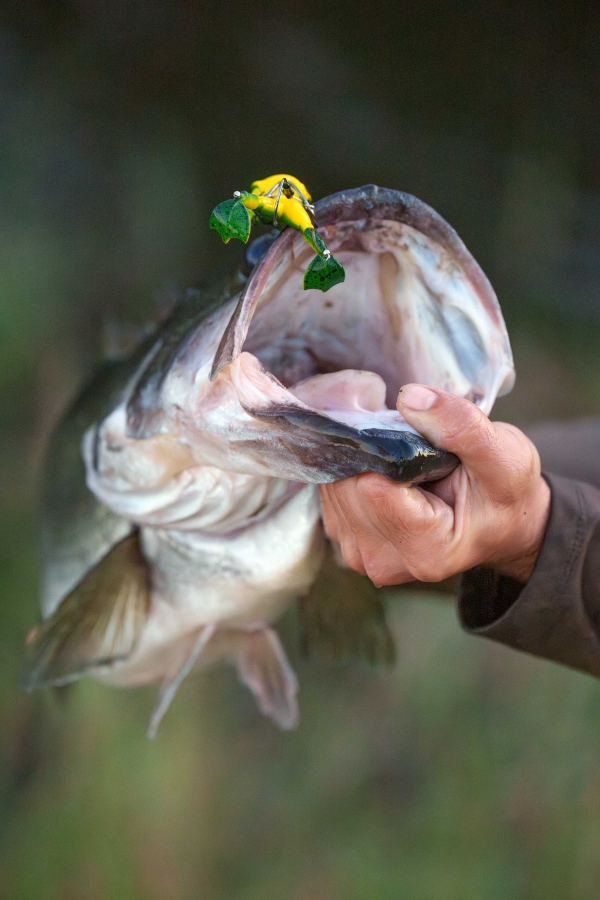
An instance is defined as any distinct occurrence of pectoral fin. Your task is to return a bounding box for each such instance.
[299,549,396,670]
[22,533,150,691]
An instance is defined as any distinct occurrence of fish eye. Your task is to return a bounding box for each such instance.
[242,231,279,275]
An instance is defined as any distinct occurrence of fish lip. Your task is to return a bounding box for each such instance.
[209,227,295,381]
[210,184,513,387]
[317,186,501,321]
[249,404,460,484]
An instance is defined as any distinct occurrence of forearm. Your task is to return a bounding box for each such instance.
[458,473,600,677]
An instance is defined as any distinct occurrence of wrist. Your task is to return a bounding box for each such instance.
[490,477,552,583]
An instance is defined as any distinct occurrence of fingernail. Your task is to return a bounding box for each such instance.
[398,384,438,411]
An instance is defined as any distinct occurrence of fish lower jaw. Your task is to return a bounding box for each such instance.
[230,351,418,437]
[217,350,454,485]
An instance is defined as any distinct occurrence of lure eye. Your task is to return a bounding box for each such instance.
[241,231,279,275]
[233,191,241,199]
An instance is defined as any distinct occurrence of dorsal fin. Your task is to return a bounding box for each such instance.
[22,533,150,691]
[102,318,157,360]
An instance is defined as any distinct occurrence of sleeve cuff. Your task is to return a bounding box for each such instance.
[457,472,600,677]
[459,567,525,631]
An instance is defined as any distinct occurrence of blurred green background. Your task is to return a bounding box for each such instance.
[2,1,600,897]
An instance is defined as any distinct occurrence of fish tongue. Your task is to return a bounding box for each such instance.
[290,370,388,413]
[290,370,414,433]
[230,353,415,434]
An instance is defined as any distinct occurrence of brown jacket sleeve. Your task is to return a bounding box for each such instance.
[458,472,600,676]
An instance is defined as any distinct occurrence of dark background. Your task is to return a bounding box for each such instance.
[2,2,600,897]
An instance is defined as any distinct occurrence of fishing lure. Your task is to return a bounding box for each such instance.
[209,174,346,292]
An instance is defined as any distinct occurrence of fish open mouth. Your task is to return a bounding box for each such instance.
[211,185,514,484]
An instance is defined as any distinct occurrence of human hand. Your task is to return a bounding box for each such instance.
[319,384,551,587]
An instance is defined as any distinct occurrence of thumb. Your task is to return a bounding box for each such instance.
[396,384,513,480]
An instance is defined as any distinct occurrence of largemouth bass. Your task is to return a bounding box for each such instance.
[24,185,514,734]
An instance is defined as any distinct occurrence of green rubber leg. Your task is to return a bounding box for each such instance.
[209,199,253,244]
[303,254,346,292]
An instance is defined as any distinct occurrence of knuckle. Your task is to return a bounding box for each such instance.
[447,401,490,444]
[361,542,408,587]
[324,521,340,543]
[428,563,451,583]
[321,511,341,542]
[377,495,406,531]
[340,540,365,575]
[491,426,541,503]
[408,545,449,583]
[410,560,448,583]
[380,488,433,535]
[336,490,364,529]
[395,503,436,540]
[371,570,401,588]
[362,549,384,583]
[356,473,388,501]
[414,501,437,529]
[330,484,352,515]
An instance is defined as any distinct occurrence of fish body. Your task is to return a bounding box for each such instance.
[25,185,514,733]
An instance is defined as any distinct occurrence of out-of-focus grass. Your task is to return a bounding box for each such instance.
[3,597,600,899]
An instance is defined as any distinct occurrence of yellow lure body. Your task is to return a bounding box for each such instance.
[242,174,314,233]
[250,174,312,201]
[209,174,345,291]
